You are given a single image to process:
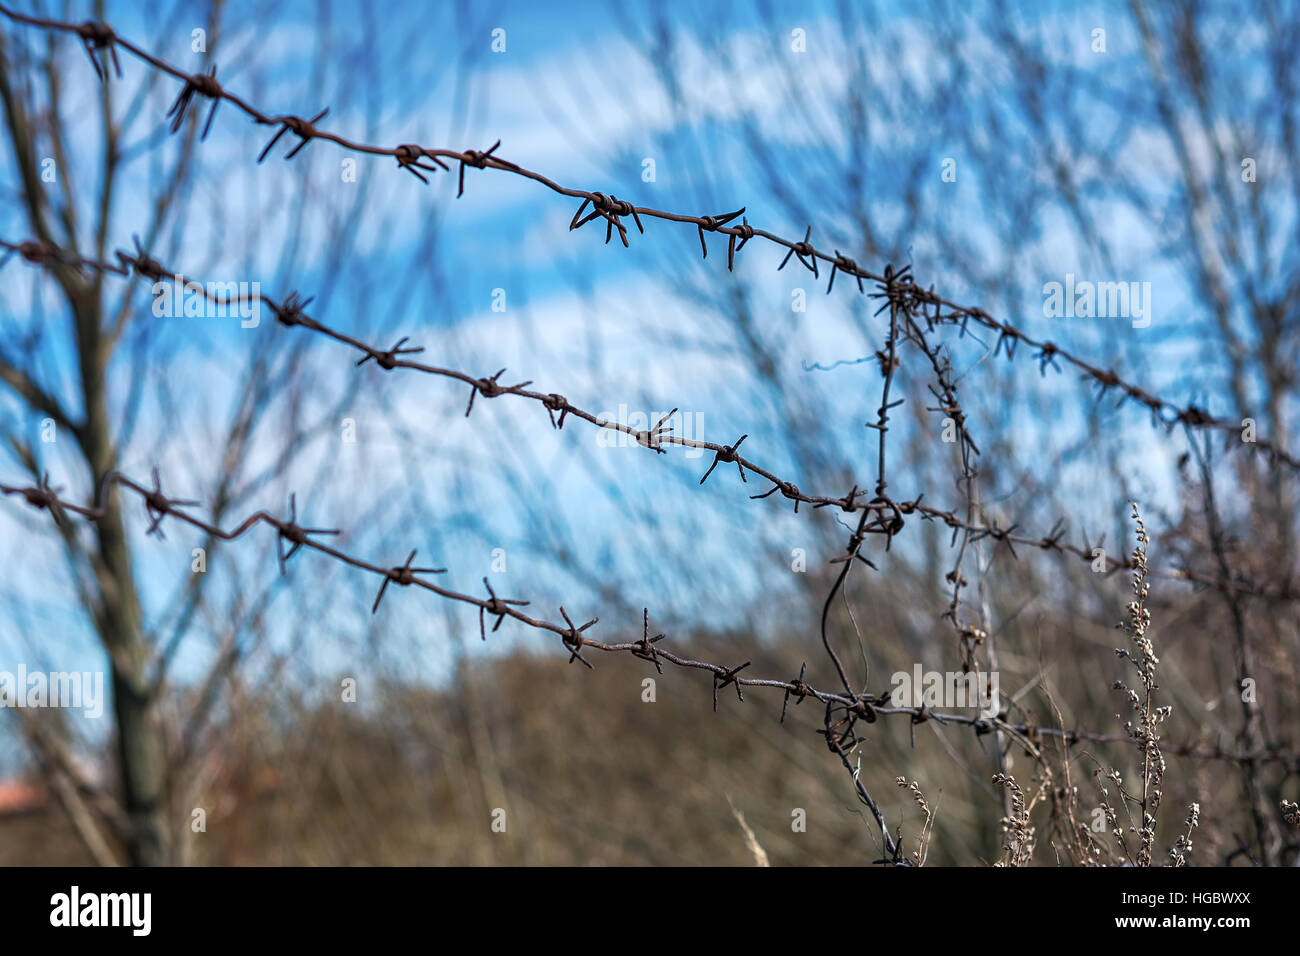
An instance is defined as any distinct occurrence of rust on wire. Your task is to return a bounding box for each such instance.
[2,235,1294,604]
[3,470,1290,771]
[2,5,1299,859]
[1,7,1291,470]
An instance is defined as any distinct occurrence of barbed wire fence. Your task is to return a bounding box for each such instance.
[1,5,1296,864]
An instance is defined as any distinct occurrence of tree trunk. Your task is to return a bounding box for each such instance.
[74,281,170,866]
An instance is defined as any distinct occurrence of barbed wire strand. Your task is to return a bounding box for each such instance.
[3,6,1298,861]
[0,5,1295,475]
[2,471,1294,768]
[3,235,1294,607]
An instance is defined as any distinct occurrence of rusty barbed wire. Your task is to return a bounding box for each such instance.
[2,5,1296,475]
[0,472,1026,711]
[6,230,1297,850]
[0,470,786,693]
[3,234,1296,608]
[4,465,1298,868]
[4,5,1298,862]
[4,471,1295,775]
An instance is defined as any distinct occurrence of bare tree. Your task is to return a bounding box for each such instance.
[0,1,479,864]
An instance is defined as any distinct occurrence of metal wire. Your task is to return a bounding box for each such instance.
[2,5,1297,863]
[0,5,1294,473]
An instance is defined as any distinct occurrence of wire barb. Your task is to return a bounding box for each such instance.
[393,144,446,184]
[257,107,329,162]
[713,660,752,711]
[465,369,532,417]
[696,207,745,259]
[632,608,667,673]
[356,336,425,371]
[141,467,198,540]
[558,606,599,669]
[479,577,528,641]
[699,434,749,485]
[167,65,223,139]
[275,493,340,576]
[778,225,819,277]
[570,193,645,248]
[457,139,502,198]
[372,549,446,614]
[75,19,119,81]
[634,407,677,454]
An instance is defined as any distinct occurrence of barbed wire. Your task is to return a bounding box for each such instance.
[3,470,1295,780]
[1,5,1296,475]
[3,4,1297,864]
[4,234,1295,607]
[8,239,1297,861]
